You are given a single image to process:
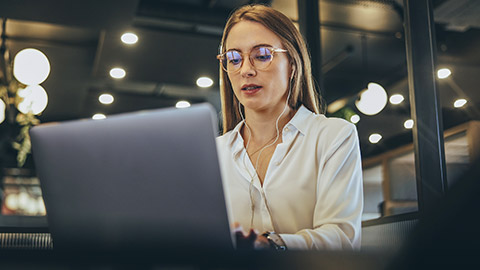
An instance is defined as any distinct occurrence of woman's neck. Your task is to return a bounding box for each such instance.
[241,105,294,144]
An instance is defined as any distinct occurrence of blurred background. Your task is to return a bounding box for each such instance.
[0,0,479,222]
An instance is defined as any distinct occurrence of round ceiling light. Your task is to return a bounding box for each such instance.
[454,99,467,108]
[176,100,191,109]
[121,33,138,45]
[350,114,360,124]
[369,133,382,144]
[404,119,414,129]
[389,94,404,105]
[437,68,451,79]
[196,77,214,88]
[355,82,388,116]
[99,93,114,105]
[92,113,106,120]
[0,99,5,124]
[110,68,126,79]
[13,48,51,85]
[16,85,49,115]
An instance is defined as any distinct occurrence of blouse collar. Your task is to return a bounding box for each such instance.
[226,105,315,157]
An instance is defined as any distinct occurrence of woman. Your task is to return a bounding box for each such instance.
[216,4,363,250]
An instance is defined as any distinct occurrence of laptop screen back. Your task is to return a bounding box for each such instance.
[30,103,233,252]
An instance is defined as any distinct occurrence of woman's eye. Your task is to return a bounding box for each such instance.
[229,58,242,65]
[226,51,242,65]
[254,47,273,61]
[255,54,272,62]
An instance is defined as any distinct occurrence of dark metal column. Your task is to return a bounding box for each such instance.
[403,0,447,214]
[297,0,323,99]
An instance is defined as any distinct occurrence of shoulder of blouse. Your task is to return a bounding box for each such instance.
[216,128,239,154]
[216,130,232,144]
[303,114,359,158]
[302,112,357,138]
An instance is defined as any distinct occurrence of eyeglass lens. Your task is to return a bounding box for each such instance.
[223,47,274,72]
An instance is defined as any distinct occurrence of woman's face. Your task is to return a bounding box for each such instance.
[225,20,291,114]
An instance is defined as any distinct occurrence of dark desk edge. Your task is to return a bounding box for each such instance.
[0,215,49,232]
[362,212,419,227]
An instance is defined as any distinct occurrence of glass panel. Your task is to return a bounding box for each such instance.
[387,152,418,215]
[388,152,416,201]
[444,131,470,187]
[362,164,383,221]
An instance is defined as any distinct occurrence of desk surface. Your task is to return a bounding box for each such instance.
[0,249,392,270]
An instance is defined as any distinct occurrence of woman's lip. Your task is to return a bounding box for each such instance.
[241,84,262,90]
[242,86,262,95]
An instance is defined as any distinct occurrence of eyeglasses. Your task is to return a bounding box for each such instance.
[217,46,287,73]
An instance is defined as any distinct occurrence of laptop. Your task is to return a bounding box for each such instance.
[30,103,234,252]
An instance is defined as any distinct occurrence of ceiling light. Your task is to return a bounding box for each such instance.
[437,68,451,79]
[121,33,138,45]
[110,68,126,79]
[13,48,51,85]
[350,114,360,124]
[327,98,348,114]
[16,85,48,115]
[0,99,5,124]
[389,94,404,105]
[454,99,467,108]
[369,133,382,144]
[99,93,114,105]
[92,113,106,120]
[176,100,191,109]
[196,77,214,88]
[404,119,414,129]
[355,82,388,115]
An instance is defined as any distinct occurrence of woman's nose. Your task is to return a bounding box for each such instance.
[240,58,256,78]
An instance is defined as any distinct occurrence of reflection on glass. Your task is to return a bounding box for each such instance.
[362,164,383,220]
[1,173,46,216]
[444,131,470,187]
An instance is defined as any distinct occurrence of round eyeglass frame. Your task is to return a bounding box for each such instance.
[216,46,288,73]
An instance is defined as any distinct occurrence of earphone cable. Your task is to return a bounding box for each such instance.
[238,88,292,231]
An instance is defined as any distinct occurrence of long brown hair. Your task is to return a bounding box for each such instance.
[219,4,321,134]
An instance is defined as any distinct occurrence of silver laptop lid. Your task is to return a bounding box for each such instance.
[30,103,233,252]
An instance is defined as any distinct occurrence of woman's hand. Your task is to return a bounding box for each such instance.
[233,223,270,250]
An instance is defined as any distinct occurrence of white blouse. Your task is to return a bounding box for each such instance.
[216,105,363,250]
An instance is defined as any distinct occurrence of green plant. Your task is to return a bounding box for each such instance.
[12,112,39,167]
[1,73,40,168]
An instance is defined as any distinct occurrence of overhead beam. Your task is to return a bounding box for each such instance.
[136,1,230,27]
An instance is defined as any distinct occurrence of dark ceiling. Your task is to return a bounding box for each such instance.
[1,0,479,161]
